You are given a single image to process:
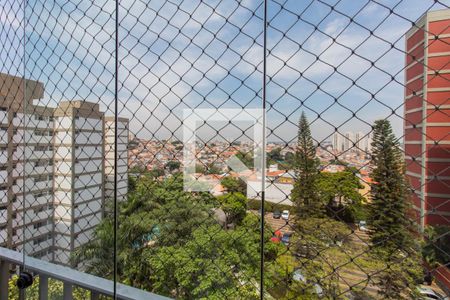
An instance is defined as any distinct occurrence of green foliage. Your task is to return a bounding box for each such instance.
[368,119,415,252]
[294,217,351,259]
[235,150,254,169]
[164,160,181,171]
[147,223,260,299]
[220,176,247,194]
[316,170,365,222]
[267,147,283,167]
[7,275,91,300]
[196,163,222,174]
[367,120,423,299]
[128,175,137,192]
[291,112,322,218]
[266,253,341,300]
[370,250,423,300]
[74,175,278,299]
[217,192,247,225]
[246,199,292,213]
[423,225,450,267]
[277,151,295,170]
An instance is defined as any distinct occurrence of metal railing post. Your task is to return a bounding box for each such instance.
[63,281,73,300]
[39,275,48,300]
[0,260,9,300]
[91,290,100,300]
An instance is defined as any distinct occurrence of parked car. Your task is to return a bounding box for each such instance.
[281,232,292,245]
[271,230,282,243]
[417,286,448,300]
[281,210,290,220]
[270,236,280,243]
[273,210,281,219]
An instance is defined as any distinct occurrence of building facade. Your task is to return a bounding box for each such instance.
[332,131,372,154]
[0,73,128,265]
[404,9,450,230]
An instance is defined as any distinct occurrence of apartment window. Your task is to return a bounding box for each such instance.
[34,206,44,214]
[0,166,6,171]
[49,116,54,122]
[35,160,48,167]
[35,129,52,136]
[35,115,45,121]
[34,175,48,183]
[0,107,6,112]
[33,220,48,230]
[35,145,50,151]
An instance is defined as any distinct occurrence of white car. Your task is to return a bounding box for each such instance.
[281,210,289,220]
[417,286,448,300]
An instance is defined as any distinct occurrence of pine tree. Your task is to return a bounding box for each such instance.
[368,119,414,252]
[368,120,423,299]
[291,112,321,218]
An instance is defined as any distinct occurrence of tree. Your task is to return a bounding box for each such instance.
[267,147,282,166]
[235,150,254,169]
[165,160,181,171]
[74,175,271,299]
[371,251,422,300]
[147,222,261,299]
[423,225,450,267]
[221,176,247,194]
[217,192,248,225]
[196,163,222,174]
[294,217,351,259]
[291,112,322,218]
[316,170,365,222]
[368,120,414,252]
[367,120,422,299]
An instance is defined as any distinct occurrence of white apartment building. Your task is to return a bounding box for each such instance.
[344,132,354,151]
[104,117,129,203]
[0,73,128,266]
[332,131,372,154]
[332,132,345,152]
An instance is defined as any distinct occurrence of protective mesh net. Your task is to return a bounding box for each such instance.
[0,0,449,299]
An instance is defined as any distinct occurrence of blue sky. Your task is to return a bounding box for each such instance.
[1,0,449,143]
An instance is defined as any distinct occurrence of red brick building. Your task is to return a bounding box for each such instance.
[404,9,450,231]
